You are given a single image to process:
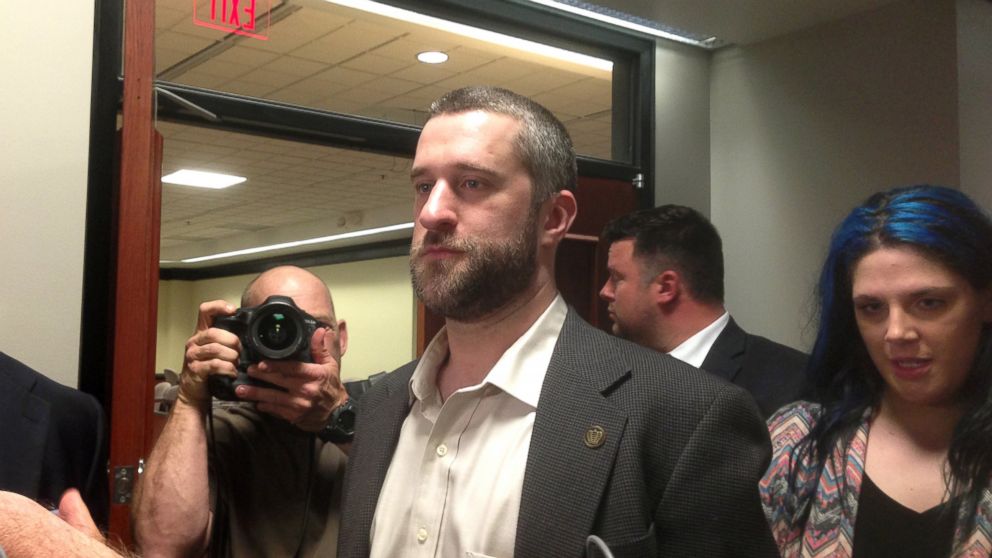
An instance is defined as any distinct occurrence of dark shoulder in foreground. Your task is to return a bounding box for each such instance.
[0,352,103,416]
[557,312,766,418]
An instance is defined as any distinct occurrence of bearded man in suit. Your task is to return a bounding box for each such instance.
[337,86,778,558]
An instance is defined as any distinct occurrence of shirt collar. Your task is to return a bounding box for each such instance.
[408,295,568,409]
[668,311,730,368]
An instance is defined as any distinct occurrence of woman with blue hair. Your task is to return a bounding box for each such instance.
[761,185,992,557]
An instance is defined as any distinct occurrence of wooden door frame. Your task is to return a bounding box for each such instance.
[105,0,159,543]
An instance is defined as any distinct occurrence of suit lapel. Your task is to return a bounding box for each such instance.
[515,312,630,557]
[700,318,746,383]
[343,362,415,557]
[0,361,49,496]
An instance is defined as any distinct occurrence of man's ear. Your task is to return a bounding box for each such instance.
[540,190,577,246]
[336,319,348,357]
[653,270,680,305]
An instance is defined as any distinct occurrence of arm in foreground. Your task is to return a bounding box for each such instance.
[655,384,779,557]
[0,490,123,558]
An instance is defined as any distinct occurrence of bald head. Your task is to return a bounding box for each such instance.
[242,266,336,326]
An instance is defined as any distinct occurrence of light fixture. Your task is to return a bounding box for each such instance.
[523,0,722,49]
[417,51,449,64]
[324,0,613,72]
[162,169,246,189]
[178,222,415,264]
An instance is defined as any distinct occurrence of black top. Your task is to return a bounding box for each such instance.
[853,474,957,558]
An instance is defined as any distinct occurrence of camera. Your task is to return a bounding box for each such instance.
[208,295,327,400]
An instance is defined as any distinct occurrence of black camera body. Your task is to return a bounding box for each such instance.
[208,295,325,401]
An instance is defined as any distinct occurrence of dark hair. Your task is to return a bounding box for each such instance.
[429,86,576,204]
[601,204,724,304]
[797,184,992,523]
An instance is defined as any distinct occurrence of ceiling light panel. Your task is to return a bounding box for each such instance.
[161,169,247,189]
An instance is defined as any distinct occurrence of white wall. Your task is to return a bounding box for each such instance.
[708,0,959,350]
[156,257,415,383]
[1,2,95,386]
[654,41,711,215]
[958,0,992,207]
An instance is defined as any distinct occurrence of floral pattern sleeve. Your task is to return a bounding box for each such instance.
[759,401,822,558]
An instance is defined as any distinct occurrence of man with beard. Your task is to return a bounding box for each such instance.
[599,205,807,418]
[337,87,777,558]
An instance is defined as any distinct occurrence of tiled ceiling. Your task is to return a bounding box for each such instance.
[155,0,615,266]
[159,122,413,253]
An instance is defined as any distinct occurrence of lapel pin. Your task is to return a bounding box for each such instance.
[584,425,606,448]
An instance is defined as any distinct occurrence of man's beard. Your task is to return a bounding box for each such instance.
[410,213,538,322]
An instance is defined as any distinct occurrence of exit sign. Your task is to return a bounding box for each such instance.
[194,0,271,40]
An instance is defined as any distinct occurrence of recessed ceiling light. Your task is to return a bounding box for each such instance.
[417,51,448,64]
[162,169,246,189]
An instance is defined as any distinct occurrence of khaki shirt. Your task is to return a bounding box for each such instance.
[209,403,346,558]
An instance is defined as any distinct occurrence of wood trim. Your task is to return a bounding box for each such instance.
[107,0,158,544]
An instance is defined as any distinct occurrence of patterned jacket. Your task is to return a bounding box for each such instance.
[760,401,992,557]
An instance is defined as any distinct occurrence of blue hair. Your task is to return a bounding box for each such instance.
[796,185,992,523]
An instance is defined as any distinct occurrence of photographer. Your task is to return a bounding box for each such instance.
[134,266,354,558]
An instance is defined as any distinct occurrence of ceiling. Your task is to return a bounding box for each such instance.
[156,0,903,268]
[588,0,903,46]
[156,0,617,267]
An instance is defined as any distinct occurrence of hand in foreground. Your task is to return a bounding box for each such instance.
[178,300,241,407]
[235,324,348,432]
[57,489,102,542]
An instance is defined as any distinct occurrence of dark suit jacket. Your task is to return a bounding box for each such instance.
[701,317,808,419]
[338,310,777,558]
[0,352,109,526]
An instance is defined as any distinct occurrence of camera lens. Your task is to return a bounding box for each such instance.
[255,311,299,353]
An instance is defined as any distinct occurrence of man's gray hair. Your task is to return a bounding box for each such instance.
[429,86,577,205]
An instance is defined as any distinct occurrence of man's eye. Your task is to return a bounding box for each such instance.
[414,182,432,194]
[463,179,481,189]
[918,298,946,311]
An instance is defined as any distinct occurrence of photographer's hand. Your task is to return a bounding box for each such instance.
[237,321,349,431]
[178,300,242,408]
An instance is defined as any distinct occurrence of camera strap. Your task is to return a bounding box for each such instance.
[292,432,317,558]
[206,402,232,558]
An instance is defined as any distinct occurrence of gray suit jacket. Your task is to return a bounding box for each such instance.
[701,317,808,419]
[338,310,777,557]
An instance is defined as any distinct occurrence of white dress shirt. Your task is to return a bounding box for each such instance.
[369,295,568,558]
[667,311,730,368]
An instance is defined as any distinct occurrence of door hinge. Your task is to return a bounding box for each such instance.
[112,459,144,505]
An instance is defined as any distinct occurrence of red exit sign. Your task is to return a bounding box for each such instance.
[193,0,271,40]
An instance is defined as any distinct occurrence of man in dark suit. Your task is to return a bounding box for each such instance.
[599,205,807,418]
[0,351,108,526]
[338,87,777,557]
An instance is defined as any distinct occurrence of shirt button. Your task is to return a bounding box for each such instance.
[416,528,428,543]
[436,444,448,457]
